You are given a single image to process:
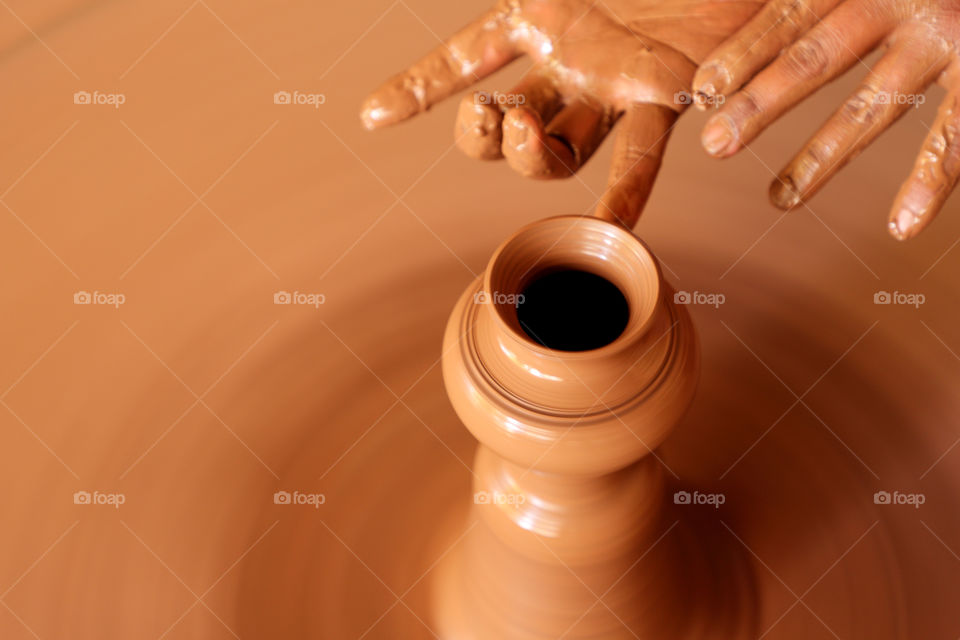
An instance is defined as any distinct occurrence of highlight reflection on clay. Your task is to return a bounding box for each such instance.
[360,0,763,228]
[693,0,960,239]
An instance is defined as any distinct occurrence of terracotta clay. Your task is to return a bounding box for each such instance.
[433,215,753,637]
[441,215,697,474]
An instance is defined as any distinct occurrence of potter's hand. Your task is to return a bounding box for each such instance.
[360,0,760,228]
[693,0,960,240]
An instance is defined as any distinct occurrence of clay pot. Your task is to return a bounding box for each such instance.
[441,214,700,477]
[432,216,745,638]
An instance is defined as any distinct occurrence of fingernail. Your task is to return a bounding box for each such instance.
[359,98,385,130]
[359,95,402,130]
[701,115,735,156]
[693,64,727,107]
[770,175,801,209]
[358,83,421,130]
[693,88,714,112]
[889,208,918,240]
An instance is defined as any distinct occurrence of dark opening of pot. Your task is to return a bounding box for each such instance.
[516,270,629,352]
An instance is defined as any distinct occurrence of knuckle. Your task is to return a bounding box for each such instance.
[916,95,960,178]
[774,0,813,29]
[438,46,464,79]
[702,57,735,86]
[938,112,960,175]
[782,36,832,78]
[732,88,764,125]
[786,141,830,191]
[942,113,960,150]
[400,73,429,110]
[840,85,890,124]
[622,141,661,165]
[803,139,831,171]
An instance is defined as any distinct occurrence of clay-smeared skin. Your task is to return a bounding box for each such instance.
[694,0,960,239]
[360,0,762,228]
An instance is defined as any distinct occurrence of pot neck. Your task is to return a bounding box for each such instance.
[472,215,676,413]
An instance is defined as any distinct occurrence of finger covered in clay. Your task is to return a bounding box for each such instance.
[360,10,518,130]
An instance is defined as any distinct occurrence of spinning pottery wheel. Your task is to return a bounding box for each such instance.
[230,218,958,639]
[2,0,960,638]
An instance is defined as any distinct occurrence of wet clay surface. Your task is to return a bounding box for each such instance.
[2,0,960,638]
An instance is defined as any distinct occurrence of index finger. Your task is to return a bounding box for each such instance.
[594,103,677,229]
[360,11,519,130]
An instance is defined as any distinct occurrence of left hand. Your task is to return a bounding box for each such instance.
[693,0,960,240]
